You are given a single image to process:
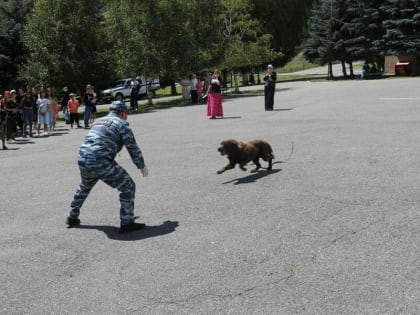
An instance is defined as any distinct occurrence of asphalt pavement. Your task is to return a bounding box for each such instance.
[1,76,420,314]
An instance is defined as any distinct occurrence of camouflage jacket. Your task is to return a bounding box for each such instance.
[77,112,145,169]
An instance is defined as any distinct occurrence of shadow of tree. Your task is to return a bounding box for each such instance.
[74,220,179,241]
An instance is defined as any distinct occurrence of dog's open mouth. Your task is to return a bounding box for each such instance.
[218,148,225,155]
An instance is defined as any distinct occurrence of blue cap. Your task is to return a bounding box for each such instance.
[109,101,128,113]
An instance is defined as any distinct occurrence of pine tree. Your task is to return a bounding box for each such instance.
[303,0,341,78]
[374,0,420,55]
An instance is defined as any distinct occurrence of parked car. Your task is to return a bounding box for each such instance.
[100,76,160,104]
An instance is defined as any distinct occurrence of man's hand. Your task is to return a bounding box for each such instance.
[140,166,149,177]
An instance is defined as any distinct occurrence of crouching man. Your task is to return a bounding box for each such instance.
[66,101,149,233]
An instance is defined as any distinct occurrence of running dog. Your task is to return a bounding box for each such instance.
[217,139,275,174]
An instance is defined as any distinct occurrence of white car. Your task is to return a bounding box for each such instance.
[100,77,160,103]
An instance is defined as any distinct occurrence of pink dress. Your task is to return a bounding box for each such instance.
[207,79,223,118]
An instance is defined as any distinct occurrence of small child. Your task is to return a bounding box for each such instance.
[196,79,203,103]
[51,97,61,131]
[68,93,81,128]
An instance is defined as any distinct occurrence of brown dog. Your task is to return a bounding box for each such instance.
[217,139,275,174]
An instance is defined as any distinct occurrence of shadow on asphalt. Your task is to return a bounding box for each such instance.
[222,168,282,185]
[10,139,35,145]
[74,220,179,241]
[208,116,242,120]
[48,132,70,137]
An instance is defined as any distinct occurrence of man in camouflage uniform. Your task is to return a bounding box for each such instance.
[66,101,149,233]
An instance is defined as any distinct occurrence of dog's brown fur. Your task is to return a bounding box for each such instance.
[217,139,275,174]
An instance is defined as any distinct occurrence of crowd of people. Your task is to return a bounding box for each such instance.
[182,66,275,118]
[179,70,224,119]
[0,85,98,150]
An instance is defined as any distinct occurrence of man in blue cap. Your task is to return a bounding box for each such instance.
[66,101,149,233]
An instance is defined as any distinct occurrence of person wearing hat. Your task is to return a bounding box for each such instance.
[263,64,277,111]
[66,100,149,233]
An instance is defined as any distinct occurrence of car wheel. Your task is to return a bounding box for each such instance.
[115,93,124,101]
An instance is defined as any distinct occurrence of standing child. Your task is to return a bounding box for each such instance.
[51,97,61,131]
[68,93,81,128]
[37,90,50,135]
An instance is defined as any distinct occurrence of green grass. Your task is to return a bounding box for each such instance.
[277,52,319,73]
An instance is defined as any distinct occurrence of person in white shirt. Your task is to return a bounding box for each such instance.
[190,74,198,104]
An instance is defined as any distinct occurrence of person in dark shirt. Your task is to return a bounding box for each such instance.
[263,64,277,111]
[6,90,18,141]
[60,87,70,123]
[0,94,7,149]
[83,85,94,129]
[21,92,35,137]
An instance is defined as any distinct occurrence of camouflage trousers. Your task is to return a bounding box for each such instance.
[69,161,136,225]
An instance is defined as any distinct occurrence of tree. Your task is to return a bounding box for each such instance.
[0,0,33,90]
[218,0,280,89]
[374,0,420,56]
[103,0,203,94]
[303,0,340,78]
[340,0,385,65]
[304,0,385,78]
[20,0,111,93]
[252,0,315,65]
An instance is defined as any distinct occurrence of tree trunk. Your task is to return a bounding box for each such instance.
[341,60,348,77]
[328,60,334,79]
[170,81,177,96]
[349,61,354,79]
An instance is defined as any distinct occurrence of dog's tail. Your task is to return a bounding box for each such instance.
[268,143,275,159]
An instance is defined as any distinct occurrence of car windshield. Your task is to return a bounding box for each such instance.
[114,80,126,88]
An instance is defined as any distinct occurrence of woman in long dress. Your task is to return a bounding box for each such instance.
[206,70,223,119]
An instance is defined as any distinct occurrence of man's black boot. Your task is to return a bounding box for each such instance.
[120,222,146,233]
[66,216,81,227]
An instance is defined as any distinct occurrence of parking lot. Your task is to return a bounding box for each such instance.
[1,77,420,314]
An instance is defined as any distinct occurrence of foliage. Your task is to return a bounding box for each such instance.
[219,0,280,72]
[304,0,419,78]
[2,0,419,93]
[20,0,112,93]
[252,0,315,65]
[374,0,420,55]
[0,0,33,90]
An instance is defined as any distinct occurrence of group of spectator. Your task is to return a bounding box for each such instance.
[179,72,218,105]
[0,85,97,150]
[361,62,382,79]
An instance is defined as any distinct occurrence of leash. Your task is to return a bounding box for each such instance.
[281,141,294,163]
